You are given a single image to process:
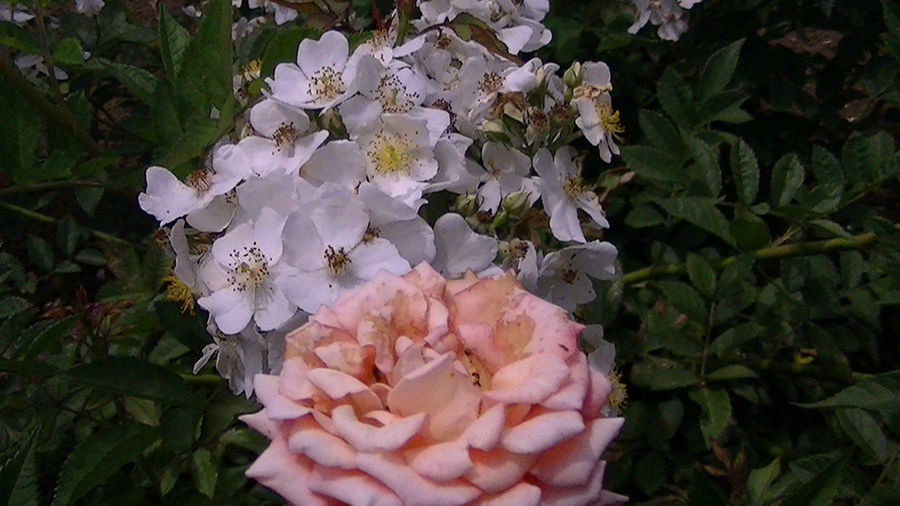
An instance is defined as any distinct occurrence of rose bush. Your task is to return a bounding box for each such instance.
[242,263,626,506]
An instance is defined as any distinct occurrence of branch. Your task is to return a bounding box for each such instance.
[0,201,133,246]
[623,229,888,285]
[0,51,104,157]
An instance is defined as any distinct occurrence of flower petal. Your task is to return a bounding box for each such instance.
[462,403,506,451]
[473,482,541,506]
[500,410,584,454]
[530,417,624,487]
[331,404,425,452]
[309,465,403,506]
[465,447,536,493]
[254,373,313,420]
[404,441,473,482]
[484,353,570,405]
[245,438,330,506]
[288,415,357,469]
[356,451,482,506]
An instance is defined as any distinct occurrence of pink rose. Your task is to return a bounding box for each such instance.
[242,263,626,506]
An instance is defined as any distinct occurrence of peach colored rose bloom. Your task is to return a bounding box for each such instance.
[242,263,626,506]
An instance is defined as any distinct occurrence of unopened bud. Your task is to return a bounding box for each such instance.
[453,194,479,216]
[502,189,533,215]
[563,62,582,89]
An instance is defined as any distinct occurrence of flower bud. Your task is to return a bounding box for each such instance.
[503,189,533,215]
[563,61,582,89]
[453,194,479,216]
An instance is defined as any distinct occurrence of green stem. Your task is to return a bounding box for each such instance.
[0,50,104,157]
[715,353,872,384]
[623,229,886,285]
[0,180,105,196]
[0,201,133,246]
[396,8,412,45]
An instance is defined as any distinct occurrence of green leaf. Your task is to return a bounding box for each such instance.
[660,196,735,245]
[780,458,844,506]
[261,27,320,78]
[630,361,701,391]
[0,22,40,52]
[730,139,759,204]
[836,408,889,463]
[709,322,763,352]
[635,454,667,495]
[747,458,781,506]
[158,4,190,80]
[191,448,218,498]
[620,145,684,185]
[0,430,39,506]
[840,251,865,289]
[64,356,195,405]
[658,67,696,128]
[177,0,233,112]
[810,145,843,211]
[705,364,757,381]
[885,0,900,36]
[124,397,160,427]
[657,280,708,323]
[52,38,84,66]
[17,314,79,360]
[698,91,751,125]
[98,59,158,106]
[0,296,30,319]
[799,371,900,411]
[685,135,722,197]
[26,234,54,272]
[689,388,732,442]
[53,424,160,506]
[770,153,805,207]
[686,253,717,299]
[624,204,666,228]
[699,39,745,101]
[638,109,684,155]
[0,79,41,183]
[730,212,770,250]
[842,132,879,186]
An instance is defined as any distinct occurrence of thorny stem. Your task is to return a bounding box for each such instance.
[0,201,134,246]
[0,50,104,157]
[623,228,893,285]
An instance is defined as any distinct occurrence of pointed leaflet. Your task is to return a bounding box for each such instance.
[64,356,195,405]
[779,458,844,506]
[621,145,684,186]
[98,59,158,106]
[770,153,804,207]
[658,67,696,128]
[686,253,717,299]
[659,196,735,245]
[53,424,160,506]
[176,0,233,113]
[798,371,900,411]
[835,408,889,464]
[158,3,190,81]
[699,39,745,101]
[0,430,39,506]
[730,139,759,205]
[638,109,685,156]
[747,458,780,506]
[0,78,41,184]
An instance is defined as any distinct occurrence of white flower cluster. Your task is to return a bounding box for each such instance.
[140,1,623,396]
[628,0,703,42]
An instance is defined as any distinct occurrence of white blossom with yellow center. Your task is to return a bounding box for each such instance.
[355,114,439,204]
[534,147,610,243]
[197,207,296,334]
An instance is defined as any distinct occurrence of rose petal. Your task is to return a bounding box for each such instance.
[309,465,403,506]
[288,415,357,469]
[331,404,425,451]
[313,340,375,380]
[278,358,319,402]
[239,409,278,440]
[500,410,585,454]
[472,482,541,506]
[583,367,612,419]
[462,404,506,451]
[540,353,590,411]
[306,368,383,413]
[456,324,507,373]
[404,441,473,482]
[356,451,482,506]
[485,353,570,405]
[245,438,330,506]
[387,353,481,441]
[530,418,625,487]
[404,262,448,297]
[254,374,313,420]
[540,461,624,506]
[465,447,536,493]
